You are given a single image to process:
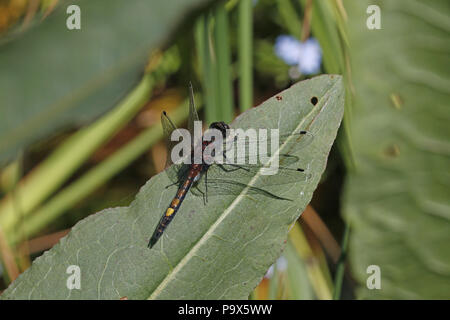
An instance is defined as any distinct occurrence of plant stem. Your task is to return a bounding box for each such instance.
[289,221,333,299]
[238,0,253,112]
[196,15,215,124]
[213,2,233,123]
[333,223,350,300]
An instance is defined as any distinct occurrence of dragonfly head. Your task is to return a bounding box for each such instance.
[209,121,230,138]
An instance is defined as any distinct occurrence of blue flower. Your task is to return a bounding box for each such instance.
[297,38,322,75]
[274,35,322,76]
[274,35,302,66]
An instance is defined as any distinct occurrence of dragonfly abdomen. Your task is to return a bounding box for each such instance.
[148,165,202,248]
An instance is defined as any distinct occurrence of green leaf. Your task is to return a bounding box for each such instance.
[1,75,343,299]
[0,0,216,165]
[276,0,302,40]
[344,0,450,299]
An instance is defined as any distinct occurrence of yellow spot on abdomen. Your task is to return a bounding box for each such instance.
[165,208,175,217]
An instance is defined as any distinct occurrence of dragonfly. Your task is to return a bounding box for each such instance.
[148,84,314,248]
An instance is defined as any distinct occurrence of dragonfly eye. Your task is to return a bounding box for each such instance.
[209,122,230,138]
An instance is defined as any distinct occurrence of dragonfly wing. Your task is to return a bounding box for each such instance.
[207,163,311,185]
[221,131,314,163]
[193,178,291,200]
[165,163,191,185]
[227,153,302,168]
[190,161,310,199]
[188,82,200,136]
[161,111,192,184]
[161,111,180,169]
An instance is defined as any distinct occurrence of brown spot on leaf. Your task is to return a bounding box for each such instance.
[384,144,400,158]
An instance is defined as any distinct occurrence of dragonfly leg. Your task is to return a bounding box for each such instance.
[217,163,250,173]
[165,181,179,189]
[192,184,207,205]
[197,188,206,205]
